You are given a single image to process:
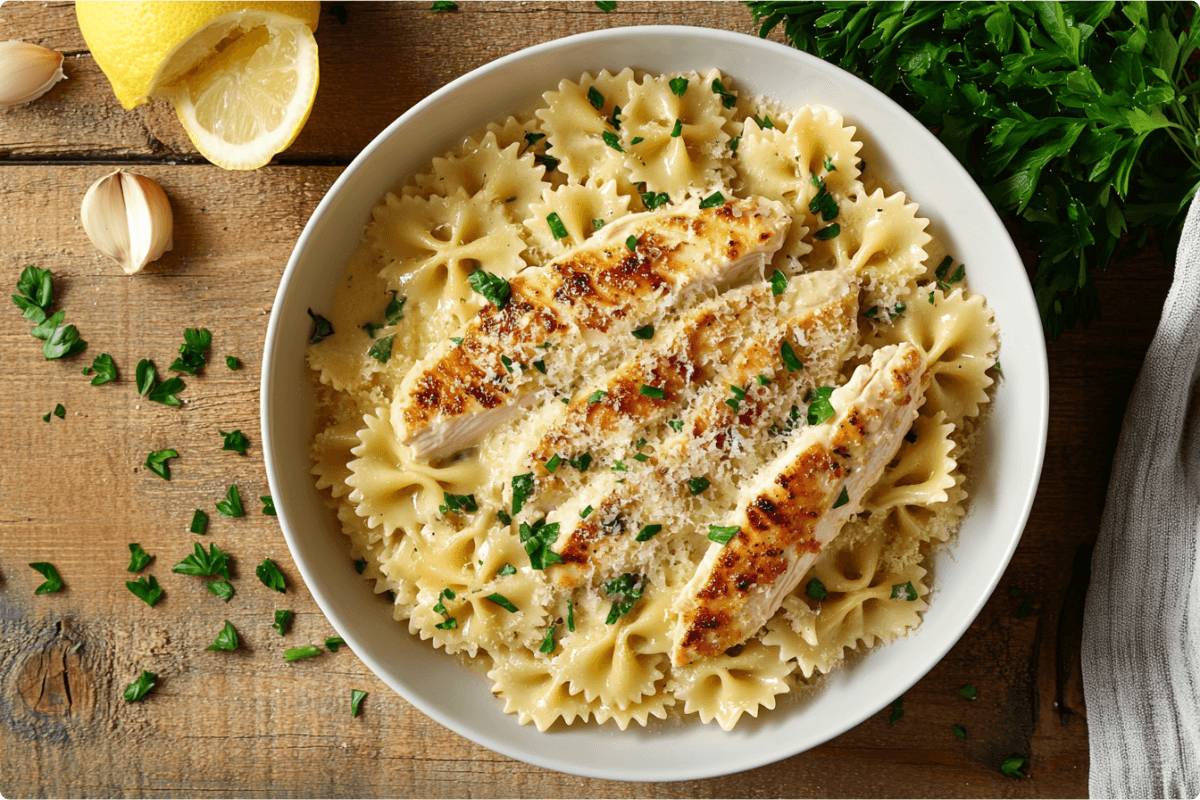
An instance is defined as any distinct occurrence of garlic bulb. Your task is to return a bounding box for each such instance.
[0,40,65,107]
[81,169,174,275]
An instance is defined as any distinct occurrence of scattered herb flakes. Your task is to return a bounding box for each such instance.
[468,269,511,310]
[670,118,684,138]
[367,334,395,364]
[710,77,737,109]
[308,309,335,345]
[520,518,563,570]
[1000,756,1027,779]
[534,152,560,172]
[595,0,616,10]
[216,484,244,518]
[261,496,276,516]
[539,622,557,654]
[1017,598,1032,618]
[30,310,64,342]
[669,76,688,96]
[757,374,771,386]
[172,542,231,580]
[148,375,185,407]
[707,525,739,545]
[220,429,250,455]
[814,223,841,240]
[808,181,840,222]
[952,724,968,740]
[580,505,593,519]
[781,340,803,372]
[609,105,622,130]
[641,191,670,211]
[592,218,606,230]
[41,411,50,422]
[770,269,788,295]
[625,234,638,250]
[144,448,179,480]
[135,359,157,395]
[126,574,163,606]
[430,1,458,11]
[53,403,66,419]
[602,130,624,152]
[611,460,627,473]
[806,386,835,425]
[686,477,711,496]
[958,684,977,700]
[639,384,665,400]
[544,453,562,474]
[567,599,576,631]
[226,355,241,370]
[630,323,655,340]
[325,637,346,652]
[169,328,211,375]
[587,85,605,110]
[806,578,827,601]
[500,354,514,374]
[935,256,966,291]
[546,212,569,240]
[205,620,240,652]
[667,419,684,432]
[512,473,534,515]
[273,609,294,636]
[753,114,775,130]
[699,191,725,210]
[498,563,517,577]
[439,491,478,516]
[635,523,662,542]
[206,580,234,602]
[13,265,52,321]
[497,509,512,526]
[887,696,904,726]
[832,487,850,509]
[256,559,287,593]
[487,593,519,613]
[126,543,152,572]
[190,509,209,535]
[603,573,644,624]
[284,646,323,662]
[123,670,157,702]
[729,135,741,152]
[587,390,608,403]
[354,558,367,574]
[630,136,644,145]
[350,689,368,717]
[88,353,117,385]
[891,581,918,601]
[568,452,593,472]
[433,588,457,629]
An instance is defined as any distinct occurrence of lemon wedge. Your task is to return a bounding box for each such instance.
[77,2,320,170]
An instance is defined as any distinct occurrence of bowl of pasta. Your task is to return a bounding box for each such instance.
[262,25,1048,781]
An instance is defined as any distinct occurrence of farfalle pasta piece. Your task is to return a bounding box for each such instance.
[522,180,632,256]
[670,638,795,731]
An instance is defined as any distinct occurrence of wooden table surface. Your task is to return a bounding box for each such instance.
[0,2,1174,797]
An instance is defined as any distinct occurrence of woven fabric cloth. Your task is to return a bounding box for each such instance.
[1082,194,1200,799]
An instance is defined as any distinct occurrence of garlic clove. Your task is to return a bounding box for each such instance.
[81,169,174,275]
[0,40,66,107]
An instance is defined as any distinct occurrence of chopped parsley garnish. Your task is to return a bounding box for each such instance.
[468,268,511,310]
[512,473,534,515]
[173,542,231,579]
[273,609,294,636]
[781,340,803,372]
[169,328,212,375]
[753,114,775,130]
[1000,756,1027,778]
[808,180,840,222]
[148,376,185,407]
[611,460,627,472]
[769,269,788,295]
[957,684,977,700]
[952,724,967,740]
[144,448,179,480]
[832,487,850,509]
[190,509,208,535]
[567,599,576,631]
[806,386,835,425]
[609,105,622,130]
[433,587,457,629]
[546,212,569,240]
[730,135,741,152]
[325,637,345,652]
[929,291,936,304]
[580,505,593,519]
[256,559,287,593]
[630,136,644,145]
[889,581,917,602]
[669,77,688,96]
[284,646,323,662]
[707,525,738,545]
[935,256,966,291]
[670,118,683,138]
[226,356,241,370]
[806,578,827,601]
[757,374,771,386]
[430,1,457,11]
[602,130,624,152]
[633,452,648,462]
[667,419,683,432]
[1017,598,1032,618]
[520,518,563,570]
[439,492,478,515]
[534,152,560,172]
[814,223,841,240]
[686,477,710,496]
[888,696,904,726]
[135,359,156,395]
[603,573,645,623]
[568,452,592,472]
[544,453,561,473]
[497,509,512,526]
[625,235,638,251]
[595,0,616,9]
[487,593,519,613]
[500,354,514,374]
[498,563,517,577]
[639,384,665,399]
[524,132,545,147]
[127,543,152,572]
[450,336,463,346]
[261,496,276,516]
[351,689,368,717]
[220,429,250,455]
[587,390,608,403]
[123,670,157,702]
[354,558,367,574]
[367,334,395,363]
[587,86,605,110]
[539,623,557,654]
[698,191,725,210]
[206,580,234,602]
[631,323,654,340]
[126,575,163,606]
[635,523,662,542]
[592,218,606,230]
[13,265,52,321]
[87,353,117,385]
[710,78,737,109]
[205,620,240,652]
[216,484,243,517]
[641,191,670,210]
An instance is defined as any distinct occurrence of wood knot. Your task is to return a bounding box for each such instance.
[16,635,94,720]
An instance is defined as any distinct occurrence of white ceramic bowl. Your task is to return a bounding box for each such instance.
[262,25,1048,782]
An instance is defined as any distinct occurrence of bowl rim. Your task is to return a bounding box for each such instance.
[262,23,1049,781]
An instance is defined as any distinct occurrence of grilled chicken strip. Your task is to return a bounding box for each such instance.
[391,197,791,462]
[671,342,926,666]
[547,271,860,584]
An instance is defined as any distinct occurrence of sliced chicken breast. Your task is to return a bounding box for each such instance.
[392,197,791,462]
[671,343,926,666]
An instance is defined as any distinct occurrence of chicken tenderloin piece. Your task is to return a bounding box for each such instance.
[392,197,791,462]
[671,343,926,666]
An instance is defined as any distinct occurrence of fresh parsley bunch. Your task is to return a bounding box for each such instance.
[747,1,1200,337]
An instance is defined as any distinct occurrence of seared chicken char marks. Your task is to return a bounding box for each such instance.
[393,197,791,461]
[671,343,926,665]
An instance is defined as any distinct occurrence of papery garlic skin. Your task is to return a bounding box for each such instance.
[0,41,66,107]
[81,169,174,275]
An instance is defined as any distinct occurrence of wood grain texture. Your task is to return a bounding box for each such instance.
[0,1,1175,797]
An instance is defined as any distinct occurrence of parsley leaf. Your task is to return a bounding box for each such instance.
[639,384,665,399]
[135,359,157,395]
[631,323,654,340]
[808,180,839,222]
[308,309,334,344]
[169,328,211,375]
[367,334,394,363]
[88,353,117,385]
[173,542,231,579]
[958,684,977,700]
[832,487,850,509]
[127,543,152,572]
[261,496,276,516]
[602,130,624,152]
[190,509,208,534]
[487,593,519,613]
[42,322,87,360]
[814,223,841,240]
[123,670,157,702]
[498,563,517,576]
[641,191,670,210]
[669,77,688,96]
[603,573,644,623]
[122,572,162,605]
[351,689,368,717]
[1000,756,1027,779]
[891,581,918,601]
[587,85,605,110]
[806,386,835,425]
[355,558,367,574]
[207,580,234,602]
[670,118,683,138]
[430,1,457,11]
[888,696,904,726]
[686,477,710,496]
[770,269,788,295]
[710,77,737,109]
[468,269,511,310]
[220,429,249,455]
[284,646,322,662]
[325,637,345,652]
[520,518,563,570]
[216,484,243,517]
[708,524,739,545]
[256,558,287,593]
[539,622,557,654]
[952,724,968,740]
[625,234,638,251]
[15,265,52,314]
[226,355,241,370]
[667,419,684,432]
[273,609,294,636]
[587,390,608,403]
[53,403,65,419]
[698,191,725,209]
[205,620,240,652]
[567,599,575,631]
[144,448,178,480]
[439,492,478,515]
[580,505,593,519]
[806,578,827,601]
[148,375,185,407]
[635,523,662,542]
[781,340,803,372]
[512,473,534,515]
[546,212,569,240]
